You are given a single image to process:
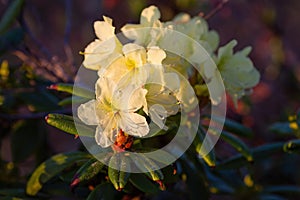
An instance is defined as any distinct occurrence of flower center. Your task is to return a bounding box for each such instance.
[125,58,137,70]
[114,129,133,150]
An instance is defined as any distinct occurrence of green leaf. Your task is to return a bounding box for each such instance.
[160,165,179,184]
[108,153,131,191]
[0,188,25,198]
[26,151,90,196]
[48,83,95,99]
[71,158,105,187]
[216,142,284,169]
[194,127,216,167]
[179,155,209,200]
[205,171,234,194]
[220,131,253,162]
[0,197,24,200]
[45,113,94,137]
[209,116,253,138]
[147,149,177,166]
[129,173,160,194]
[39,182,72,198]
[0,0,24,34]
[58,96,90,106]
[269,122,293,135]
[264,185,300,194]
[131,154,164,182]
[18,90,60,112]
[283,139,300,153]
[86,183,116,200]
[258,194,288,200]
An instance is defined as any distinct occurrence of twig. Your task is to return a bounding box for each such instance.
[202,0,229,20]
[13,50,66,82]
[18,4,73,82]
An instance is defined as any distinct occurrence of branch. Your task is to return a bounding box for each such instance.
[201,0,229,20]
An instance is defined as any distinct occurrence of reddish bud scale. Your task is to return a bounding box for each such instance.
[112,144,125,153]
[70,178,80,187]
[173,169,177,175]
[47,84,58,90]
[88,185,95,191]
[113,129,133,151]
[156,180,166,190]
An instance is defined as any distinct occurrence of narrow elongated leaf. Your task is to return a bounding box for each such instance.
[45,113,94,137]
[86,183,116,200]
[195,127,216,167]
[205,172,235,194]
[108,153,131,191]
[48,83,95,99]
[71,158,104,187]
[119,157,131,189]
[0,188,25,197]
[131,154,164,182]
[269,122,293,135]
[147,149,177,166]
[58,96,90,106]
[220,131,253,162]
[26,152,91,196]
[0,0,24,34]
[264,185,300,194]
[179,155,209,200]
[283,139,300,153]
[258,194,288,200]
[216,142,284,169]
[0,197,24,200]
[208,116,253,138]
[129,173,160,194]
[18,90,60,112]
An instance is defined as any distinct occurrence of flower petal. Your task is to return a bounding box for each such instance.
[97,57,129,86]
[149,104,168,130]
[147,46,166,65]
[123,43,147,67]
[140,5,161,25]
[83,38,119,70]
[114,84,147,112]
[77,100,98,125]
[94,16,115,41]
[119,113,149,137]
[95,125,114,148]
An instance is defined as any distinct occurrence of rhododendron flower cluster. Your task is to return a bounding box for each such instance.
[77,5,260,148]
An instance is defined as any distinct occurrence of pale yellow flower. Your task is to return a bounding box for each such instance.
[121,5,162,46]
[78,77,149,148]
[216,40,260,105]
[83,16,122,70]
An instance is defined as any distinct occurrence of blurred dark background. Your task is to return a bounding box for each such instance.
[8,0,298,138]
[0,0,300,194]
